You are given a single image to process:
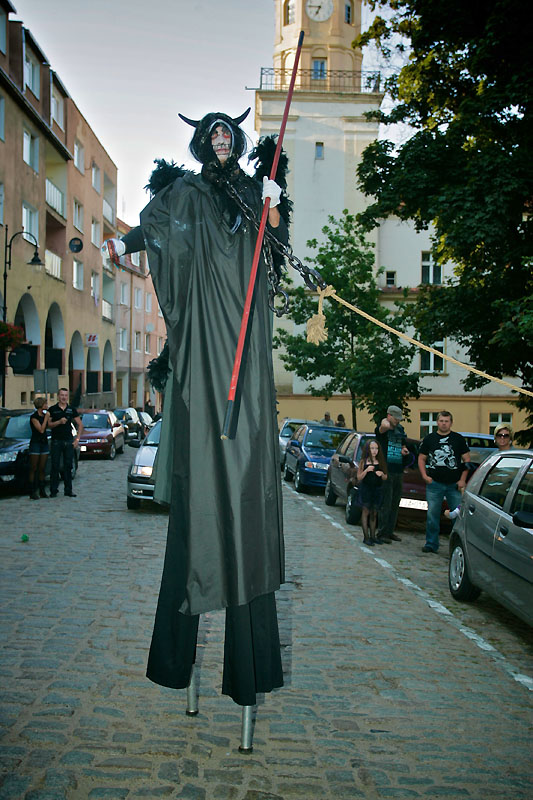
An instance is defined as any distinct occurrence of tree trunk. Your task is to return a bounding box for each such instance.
[350,392,357,430]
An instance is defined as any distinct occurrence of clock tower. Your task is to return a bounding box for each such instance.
[255,0,382,397]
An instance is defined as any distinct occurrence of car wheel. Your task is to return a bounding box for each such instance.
[345,488,362,525]
[448,537,481,601]
[283,462,293,482]
[108,442,116,460]
[127,495,141,510]
[294,469,306,493]
[324,477,337,506]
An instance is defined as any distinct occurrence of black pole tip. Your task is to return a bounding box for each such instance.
[298,30,305,47]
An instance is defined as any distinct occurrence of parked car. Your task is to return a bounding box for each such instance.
[114,407,144,441]
[448,449,533,627]
[278,418,314,467]
[126,420,161,509]
[78,410,125,460]
[0,411,79,491]
[325,431,419,524]
[283,424,352,492]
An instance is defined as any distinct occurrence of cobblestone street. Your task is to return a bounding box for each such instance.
[1,452,532,799]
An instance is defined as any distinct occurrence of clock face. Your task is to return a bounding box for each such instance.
[305,0,334,22]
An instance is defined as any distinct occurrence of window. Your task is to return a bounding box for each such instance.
[134,287,143,309]
[420,412,439,438]
[118,328,128,351]
[131,251,140,267]
[157,336,164,355]
[22,203,38,243]
[24,51,40,98]
[74,140,84,173]
[0,183,4,225]
[120,282,129,306]
[0,8,6,54]
[312,59,327,80]
[345,1,353,23]
[420,341,444,373]
[283,0,295,25]
[134,331,141,352]
[92,163,101,193]
[0,95,4,141]
[73,259,84,290]
[386,271,396,287]
[315,142,324,160]
[510,467,533,515]
[73,199,84,232]
[479,456,526,509]
[91,218,101,247]
[145,333,151,354]
[51,87,64,129]
[421,251,442,285]
[489,412,513,435]
[145,293,152,313]
[91,271,99,301]
[23,129,39,171]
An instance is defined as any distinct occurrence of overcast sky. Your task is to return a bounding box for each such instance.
[12,0,376,226]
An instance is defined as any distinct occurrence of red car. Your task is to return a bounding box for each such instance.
[78,410,125,460]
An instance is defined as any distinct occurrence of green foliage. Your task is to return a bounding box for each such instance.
[354,0,533,444]
[274,211,421,427]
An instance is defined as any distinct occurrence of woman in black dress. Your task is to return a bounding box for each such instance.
[356,439,387,546]
[28,397,49,499]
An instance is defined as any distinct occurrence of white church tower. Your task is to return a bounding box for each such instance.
[254,0,382,403]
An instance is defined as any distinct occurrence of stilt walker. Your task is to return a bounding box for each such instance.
[102,34,307,752]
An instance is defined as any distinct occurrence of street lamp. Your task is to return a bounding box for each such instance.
[2,226,44,407]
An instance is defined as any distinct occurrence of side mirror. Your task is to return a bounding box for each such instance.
[113,421,121,428]
[290,440,299,448]
[512,510,533,529]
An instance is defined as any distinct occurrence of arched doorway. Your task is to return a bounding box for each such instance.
[102,340,113,393]
[86,345,101,397]
[12,293,41,374]
[68,330,85,400]
[45,302,66,375]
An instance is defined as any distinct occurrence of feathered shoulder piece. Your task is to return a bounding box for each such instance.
[147,340,170,392]
[249,136,293,227]
[145,159,189,198]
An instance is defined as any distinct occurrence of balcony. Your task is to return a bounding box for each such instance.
[257,67,382,94]
[45,179,65,217]
[102,299,114,322]
[45,249,62,279]
[103,198,115,226]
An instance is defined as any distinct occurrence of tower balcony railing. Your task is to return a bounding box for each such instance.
[45,179,65,217]
[258,67,382,94]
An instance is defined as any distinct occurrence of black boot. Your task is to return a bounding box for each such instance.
[29,477,39,500]
[39,481,49,498]
[362,519,374,546]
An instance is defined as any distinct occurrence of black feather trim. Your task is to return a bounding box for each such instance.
[249,135,293,227]
[147,340,170,392]
[145,159,188,198]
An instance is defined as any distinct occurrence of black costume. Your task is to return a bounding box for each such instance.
[120,111,288,705]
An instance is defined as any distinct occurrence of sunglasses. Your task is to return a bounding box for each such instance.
[496,433,510,438]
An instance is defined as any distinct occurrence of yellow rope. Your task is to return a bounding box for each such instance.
[306,284,533,399]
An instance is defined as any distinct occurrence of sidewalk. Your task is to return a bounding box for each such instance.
[0,460,531,799]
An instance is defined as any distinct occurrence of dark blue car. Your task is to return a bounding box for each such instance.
[283,424,353,492]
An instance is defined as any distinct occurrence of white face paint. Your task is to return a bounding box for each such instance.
[211,124,232,163]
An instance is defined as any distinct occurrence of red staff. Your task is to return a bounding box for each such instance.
[221,31,305,440]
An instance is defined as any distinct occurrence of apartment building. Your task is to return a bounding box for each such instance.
[0,0,118,409]
[113,218,166,415]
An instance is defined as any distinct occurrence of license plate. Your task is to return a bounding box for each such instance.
[400,498,427,510]
[81,446,87,452]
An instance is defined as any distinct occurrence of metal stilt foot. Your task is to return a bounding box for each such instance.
[186,667,198,716]
[238,705,254,753]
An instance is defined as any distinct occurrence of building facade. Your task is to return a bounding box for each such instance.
[255,0,527,439]
[0,0,118,410]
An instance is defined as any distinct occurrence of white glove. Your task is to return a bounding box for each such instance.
[101,238,125,260]
[262,176,282,208]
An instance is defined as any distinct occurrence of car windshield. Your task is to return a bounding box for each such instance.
[281,422,301,438]
[5,415,32,439]
[82,413,109,429]
[114,409,126,420]
[144,421,161,446]
[304,427,349,455]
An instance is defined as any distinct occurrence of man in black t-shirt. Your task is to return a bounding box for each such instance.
[418,410,470,553]
[48,388,83,497]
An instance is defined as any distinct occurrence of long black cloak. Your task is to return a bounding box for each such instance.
[140,170,286,617]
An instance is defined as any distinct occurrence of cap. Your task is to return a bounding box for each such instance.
[387,405,403,420]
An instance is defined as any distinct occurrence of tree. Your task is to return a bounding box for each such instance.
[354,0,533,444]
[274,211,421,427]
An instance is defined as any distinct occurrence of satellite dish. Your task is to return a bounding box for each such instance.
[69,237,83,253]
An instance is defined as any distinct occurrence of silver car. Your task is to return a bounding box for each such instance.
[278,418,314,467]
[448,449,533,626]
[126,420,161,509]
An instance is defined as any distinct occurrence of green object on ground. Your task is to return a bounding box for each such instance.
[20,534,29,543]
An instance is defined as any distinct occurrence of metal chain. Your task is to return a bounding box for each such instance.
[224,182,326,317]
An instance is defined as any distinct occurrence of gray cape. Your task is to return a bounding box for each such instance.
[140,170,285,616]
